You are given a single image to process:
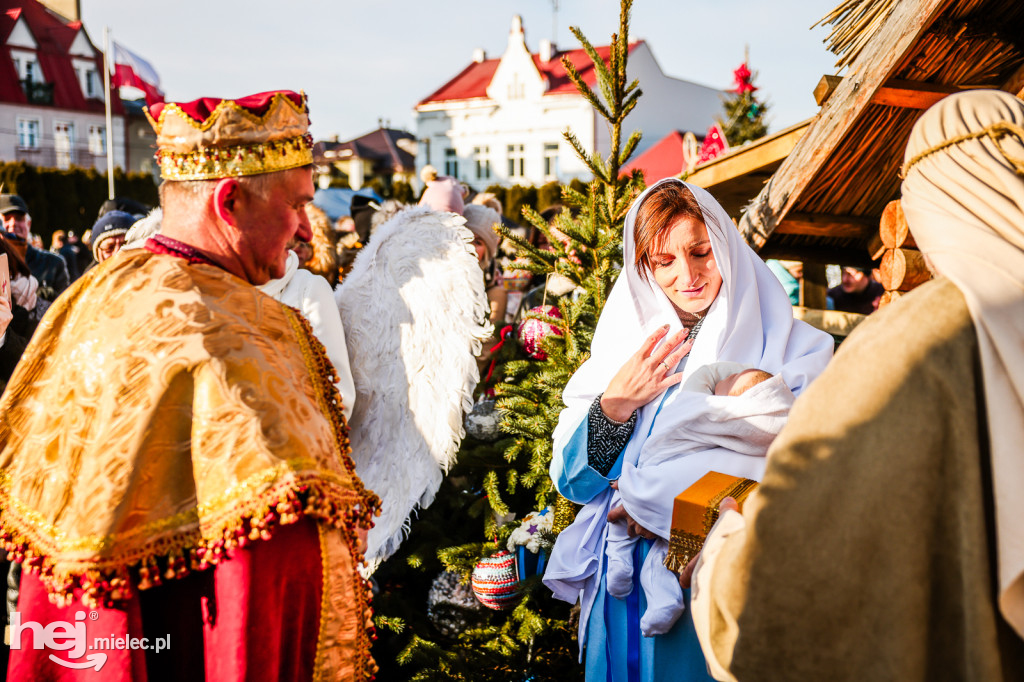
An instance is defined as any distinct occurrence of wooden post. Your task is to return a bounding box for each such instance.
[800,263,828,309]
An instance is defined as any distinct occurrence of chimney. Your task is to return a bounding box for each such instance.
[539,39,554,63]
[511,15,524,36]
[472,48,487,63]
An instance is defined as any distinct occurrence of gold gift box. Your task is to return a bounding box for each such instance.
[664,471,758,573]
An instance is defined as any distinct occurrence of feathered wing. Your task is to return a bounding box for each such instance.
[336,206,492,571]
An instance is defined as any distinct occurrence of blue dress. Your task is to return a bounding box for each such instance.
[552,396,715,682]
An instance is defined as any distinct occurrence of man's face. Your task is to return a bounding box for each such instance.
[840,267,870,294]
[2,211,30,240]
[96,235,125,262]
[233,166,314,284]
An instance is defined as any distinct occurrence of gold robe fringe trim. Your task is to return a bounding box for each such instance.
[285,303,380,681]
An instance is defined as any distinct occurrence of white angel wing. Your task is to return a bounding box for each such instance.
[336,206,492,571]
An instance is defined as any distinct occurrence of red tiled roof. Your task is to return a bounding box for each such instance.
[0,0,122,113]
[418,41,643,105]
[621,130,686,181]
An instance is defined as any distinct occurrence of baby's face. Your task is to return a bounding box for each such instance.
[714,372,744,397]
[714,369,771,397]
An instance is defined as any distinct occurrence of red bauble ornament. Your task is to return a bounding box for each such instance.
[471,550,521,610]
[517,305,563,360]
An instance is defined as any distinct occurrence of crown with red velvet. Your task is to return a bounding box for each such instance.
[145,91,314,181]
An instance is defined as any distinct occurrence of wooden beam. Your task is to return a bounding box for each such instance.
[792,306,867,338]
[775,212,877,239]
[871,79,960,109]
[813,75,843,107]
[816,76,965,111]
[738,0,955,251]
[759,244,875,269]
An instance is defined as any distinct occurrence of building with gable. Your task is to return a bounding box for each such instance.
[316,125,417,191]
[0,0,126,171]
[414,15,723,189]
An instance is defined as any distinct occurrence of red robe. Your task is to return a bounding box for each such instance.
[9,517,323,681]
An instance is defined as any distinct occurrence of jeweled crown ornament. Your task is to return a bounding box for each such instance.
[145,90,314,181]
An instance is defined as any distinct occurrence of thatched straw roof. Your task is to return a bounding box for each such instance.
[736,0,1024,266]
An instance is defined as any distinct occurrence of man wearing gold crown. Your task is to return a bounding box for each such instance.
[0,91,379,681]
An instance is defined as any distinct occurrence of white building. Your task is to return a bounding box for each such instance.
[0,0,127,172]
[414,16,724,189]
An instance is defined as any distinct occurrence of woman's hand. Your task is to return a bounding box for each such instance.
[607,504,657,540]
[600,325,693,422]
[678,497,739,589]
[0,294,12,339]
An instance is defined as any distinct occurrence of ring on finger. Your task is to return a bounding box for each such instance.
[660,360,671,371]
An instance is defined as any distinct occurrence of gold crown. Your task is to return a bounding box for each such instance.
[145,91,314,181]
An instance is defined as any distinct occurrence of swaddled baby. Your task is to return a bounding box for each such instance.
[605,361,777,634]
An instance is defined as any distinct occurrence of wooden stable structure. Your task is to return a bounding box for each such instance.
[735,0,1024,308]
[686,0,1024,329]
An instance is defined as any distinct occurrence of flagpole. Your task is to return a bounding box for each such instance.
[103,26,114,200]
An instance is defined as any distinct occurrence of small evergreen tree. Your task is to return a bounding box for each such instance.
[717,61,769,146]
[371,1,645,678]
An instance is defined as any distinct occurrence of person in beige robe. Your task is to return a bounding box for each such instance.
[690,89,1024,681]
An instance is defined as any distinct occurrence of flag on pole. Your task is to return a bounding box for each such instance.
[110,41,164,105]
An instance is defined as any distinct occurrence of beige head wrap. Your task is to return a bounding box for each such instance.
[901,89,1024,639]
[462,204,501,261]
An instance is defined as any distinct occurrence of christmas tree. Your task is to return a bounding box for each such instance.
[370,1,646,679]
[718,59,769,146]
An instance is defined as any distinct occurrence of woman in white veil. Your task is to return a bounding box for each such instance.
[543,178,833,680]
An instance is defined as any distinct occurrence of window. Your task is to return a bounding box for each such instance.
[507,144,525,179]
[473,146,490,180]
[23,58,40,83]
[544,143,559,178]
[17,118,39,149]
[444,148,458,178]
[79,67,101,99]
[54,121,75,169]
[507,74,525,100]
[88,125,106,155]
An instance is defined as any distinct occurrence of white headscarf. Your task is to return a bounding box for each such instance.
[901,89,1024,638]
[552,178,833,460]
[544,179,833,636]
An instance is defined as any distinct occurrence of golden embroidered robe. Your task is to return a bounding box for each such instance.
[0,250,379,680]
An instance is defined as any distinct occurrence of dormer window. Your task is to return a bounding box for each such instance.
[74,59,104,100]
[13,54,41,82]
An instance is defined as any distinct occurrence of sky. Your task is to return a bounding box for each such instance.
[81,0,844,143]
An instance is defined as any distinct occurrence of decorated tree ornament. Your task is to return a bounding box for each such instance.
[552,494,580,535]
[427,570,486,637]
[465,398,503,441]
[731,62,758,94]
[698,123,730,164]
[516,305,564,360]
[471,550,522,610]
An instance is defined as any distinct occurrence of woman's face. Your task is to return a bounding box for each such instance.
[471,236,490,268]
[649,215,723,315]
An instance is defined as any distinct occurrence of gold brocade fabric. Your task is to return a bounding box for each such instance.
[0,250,379,678]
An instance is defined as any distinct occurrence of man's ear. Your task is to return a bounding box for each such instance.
[212,178,242,226]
